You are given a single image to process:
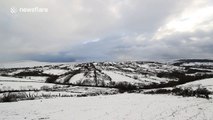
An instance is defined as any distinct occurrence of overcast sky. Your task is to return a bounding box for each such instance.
[0,0,213,62]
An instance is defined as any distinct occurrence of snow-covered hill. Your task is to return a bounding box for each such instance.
[178,78,213,92]
[0,59,213,89]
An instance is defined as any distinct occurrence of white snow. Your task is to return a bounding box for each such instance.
[0,76,55,91]
[0,81,55,91]
[43,69,68,75]
[24,76,48,82]
[69,73,84,83]
[7,70,25,76]
[0,94,212,120]
[103,70,141,83]
[122,67,135,71]
[56,75,69,83]
[181,62,213,66]
[0,76,38,82]
[138,64,149,69]
[178,78,213,92]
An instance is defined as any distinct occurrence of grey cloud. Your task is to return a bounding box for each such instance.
[0,0,213,62]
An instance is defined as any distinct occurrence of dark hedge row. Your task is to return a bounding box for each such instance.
[145,87,211,99]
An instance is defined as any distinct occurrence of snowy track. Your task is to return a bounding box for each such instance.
[0,94,213,120]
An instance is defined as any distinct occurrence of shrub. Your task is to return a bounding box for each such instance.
[1,73,9,76]
[52,85,62,89]
[114,82,138,93]
[144,89,171,94]
[1,93,18,102]
[180,88,194,97]
[145,87,211,99]
[133,75,139,80]
[171,87,183,95]
[195,87,211,99]
[14,71,42,76]
[172,87,211,99]
[45,75,59,83]
[154,89,171,94]
[40,85,52,91]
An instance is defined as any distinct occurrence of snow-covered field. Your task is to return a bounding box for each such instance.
[0,76,47,83]
[103,70,140,83]
[0,76,38,82]
[43,69,68,75]
[0,76,55,91]
[0,94,212,120]
[25,76,48,82]
[0,81,56,91]
[178,78,213,92]
[69,73,84,83]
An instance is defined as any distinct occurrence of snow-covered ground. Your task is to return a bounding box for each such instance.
[181,62,213,67]
[0,76,55,91]
[0,94,212,120]
[24,76,48,82]
[0,81,56,91]
[69,73,84,83]
[43,69,68,75]
[178,78,213,92]
[0,76,38,82]
[103,70,140,83]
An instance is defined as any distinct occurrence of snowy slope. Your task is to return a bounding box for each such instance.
[0,94,212,120]
[103,70,140,83]
[0,76,38,82]
[0,81,56,91]
[0,59,212,89]
[69,73,84,84]
[43,69,68,75]
[178,78,213,92]
[24,76,48,82]
[0,76,55,91]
